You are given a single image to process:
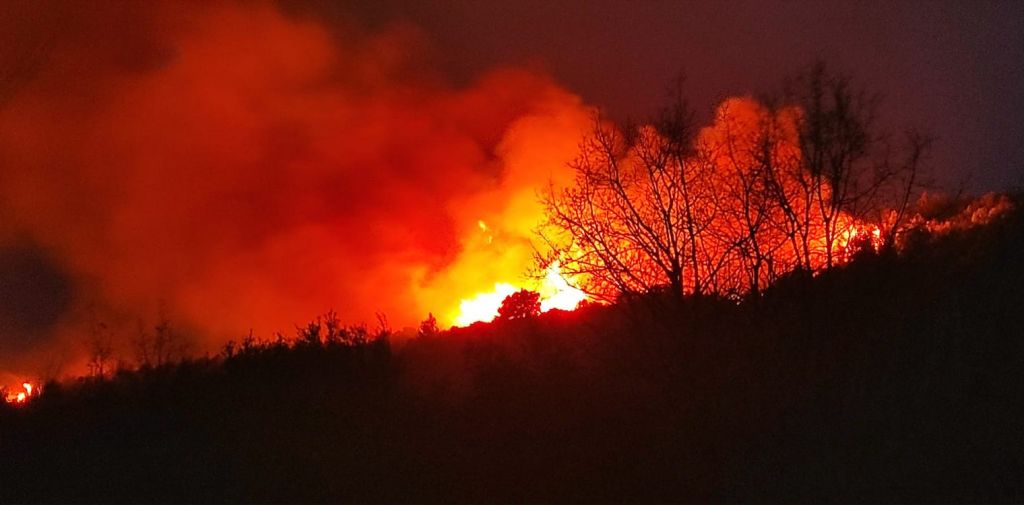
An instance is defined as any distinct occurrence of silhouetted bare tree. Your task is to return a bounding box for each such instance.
[787,62,882,267]
[86,313,114,380]
[134,305,192,367]
[542,66,929,301]
[540,91,702,301]
[878,130,932,250]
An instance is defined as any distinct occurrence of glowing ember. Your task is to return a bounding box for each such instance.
[477,220,493,244]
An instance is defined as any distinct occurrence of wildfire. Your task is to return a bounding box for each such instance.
[452,261,588,327]
[427,94,944,330]
[4,382,37,405]
[537,261,588,311]
[454,283,519,327]
[836,222,884,257]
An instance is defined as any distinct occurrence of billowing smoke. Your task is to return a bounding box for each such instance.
[0,1,592,378]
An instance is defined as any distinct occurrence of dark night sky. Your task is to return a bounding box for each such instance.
[316,0,1024,192]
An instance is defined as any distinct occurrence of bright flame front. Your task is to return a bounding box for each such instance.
[452,261,588,327]
[454,282,518,326]
[538,261,588,312]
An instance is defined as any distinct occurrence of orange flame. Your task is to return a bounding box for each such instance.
[442,97,888,325]
[454,283,519,326]
[452,261,587,327]
[4,381,35,405]
[538,261,588,312]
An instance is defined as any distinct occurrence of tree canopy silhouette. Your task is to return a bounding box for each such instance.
[497,289,541,320]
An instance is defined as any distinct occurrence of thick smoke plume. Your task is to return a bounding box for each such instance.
[0,1,592,378]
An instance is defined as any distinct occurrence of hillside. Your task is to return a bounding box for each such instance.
[2,196,1022,503]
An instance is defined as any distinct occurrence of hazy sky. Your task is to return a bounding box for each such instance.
[315,0,1024,192]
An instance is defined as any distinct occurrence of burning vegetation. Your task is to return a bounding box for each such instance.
[0,0,1016,402]
[1,381,35,405]
[453,67,917,324]
[0,3,1022,501]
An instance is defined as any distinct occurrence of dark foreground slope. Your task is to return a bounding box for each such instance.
[2,203,1023,503]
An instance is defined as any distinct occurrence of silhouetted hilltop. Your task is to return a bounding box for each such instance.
[2,195,1022,503]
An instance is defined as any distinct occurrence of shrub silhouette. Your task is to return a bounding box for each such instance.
[497,289,541,320]
[418,312,440,338]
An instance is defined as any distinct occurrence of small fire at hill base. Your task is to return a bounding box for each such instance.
[3,382,36,406]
